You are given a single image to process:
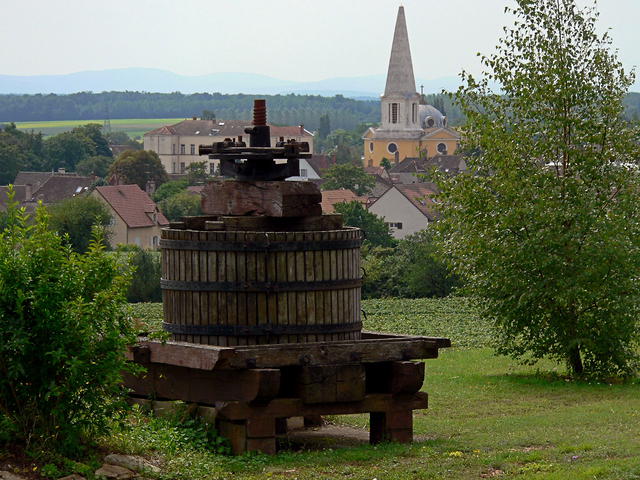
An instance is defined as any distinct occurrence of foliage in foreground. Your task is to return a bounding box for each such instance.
[438,0,640,378]
[0,194,135,454]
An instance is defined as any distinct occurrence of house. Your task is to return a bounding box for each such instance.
[368,183,438,239]
[92,185,168,248]
[144,119,314,174]
[321,189,367,213]
[4,170,94,211]
[0,185,31,211]
[362,6,461,167]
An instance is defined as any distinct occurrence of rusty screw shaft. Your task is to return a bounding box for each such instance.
[253,99,267,126]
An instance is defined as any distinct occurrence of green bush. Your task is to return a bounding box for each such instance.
[361,230,460,298]
[115,245,162,303]
[48,195,113,253]
[159,190,202,221]
[0,193,136,455]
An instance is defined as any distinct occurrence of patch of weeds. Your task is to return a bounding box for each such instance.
[106,405,230,456]
[516,461,555,474]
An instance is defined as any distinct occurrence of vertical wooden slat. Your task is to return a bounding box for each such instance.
[304,232,316,343]
[236,232,247,346]
[285,232,296,344]
[275,232,288,344]
[330,231,338,342]
[245,233,257,346]
[226,231,237,346]
[256,238,268,345]
[207,231,219,346]
[198,231,208,344]
[313,231,325,342]
[191,235,200,345]
[217,231,228,347]
[294,232,306,343]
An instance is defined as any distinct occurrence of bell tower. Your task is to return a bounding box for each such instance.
[380,6,422,131]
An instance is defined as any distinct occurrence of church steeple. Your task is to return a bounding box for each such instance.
[384,6,417,96]
[379,6,421,132]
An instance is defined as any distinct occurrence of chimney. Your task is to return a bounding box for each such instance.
[192,116,197,121]
[57,167,66,174]
[299,124,304,136]
[24,184,32,200]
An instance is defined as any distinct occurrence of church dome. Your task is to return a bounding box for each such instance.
[419,104,447,129]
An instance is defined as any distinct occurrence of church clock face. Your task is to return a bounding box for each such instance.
[387,142,398,154]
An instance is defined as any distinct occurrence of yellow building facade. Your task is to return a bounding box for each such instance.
[363,6,460,167]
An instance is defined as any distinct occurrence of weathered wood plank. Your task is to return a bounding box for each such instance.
[123,364,280,403]
[216,392,428,421]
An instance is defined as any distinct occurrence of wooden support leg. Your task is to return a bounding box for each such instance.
[304,415,323,427]
[218,416,277,455]
[370,409,413,444]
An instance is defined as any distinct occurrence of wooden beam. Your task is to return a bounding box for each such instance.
[123,364,280,403]
[216,392,428,421]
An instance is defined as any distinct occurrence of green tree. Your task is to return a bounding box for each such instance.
[73,123,112,157]
[44,130,96,171]
[0,193,135,453]
[115,245,162,303]
[108,150,168,189]
[398,230,460,298]
[202,109,216,121]
[159,191,202,221]
[49,195,113,253]
[153,179,188,203]
[380,158,392,171]
[105,131,142,150]
[437,0,640,378]
[76,155,114,177]
[318,113,331,139]
[334,201,395,248]
[186,161,210,185]
[321,163,376,196]
[0,124,45,183]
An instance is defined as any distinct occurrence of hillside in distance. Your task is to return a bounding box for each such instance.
[0,67,462,98]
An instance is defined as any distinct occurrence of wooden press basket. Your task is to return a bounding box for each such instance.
[160,226,363,345]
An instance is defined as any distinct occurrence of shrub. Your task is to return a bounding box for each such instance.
[48,195,113,253]
[0,192,136,454]
[115,245,162,303]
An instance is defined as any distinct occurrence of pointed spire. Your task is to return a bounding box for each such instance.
[384,6,417,96]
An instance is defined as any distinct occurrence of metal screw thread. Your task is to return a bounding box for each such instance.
[253,99,267,126]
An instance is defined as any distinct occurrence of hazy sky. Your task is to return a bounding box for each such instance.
[2,0,639,86]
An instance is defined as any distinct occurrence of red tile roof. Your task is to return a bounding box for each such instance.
[321,189,366,213]
[395,184,439,221]
[95,185,168,228]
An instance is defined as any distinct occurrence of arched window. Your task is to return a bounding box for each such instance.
[369,142,374,152]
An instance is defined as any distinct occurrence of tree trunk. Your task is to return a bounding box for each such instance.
[568,344,584,376]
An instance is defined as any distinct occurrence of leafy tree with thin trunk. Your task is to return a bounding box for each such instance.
[436,0,640,378]
[108,150,168,190]
[321,163,375,196]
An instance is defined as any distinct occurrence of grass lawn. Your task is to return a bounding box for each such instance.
[12,118,185,138]
[115,298,640,480]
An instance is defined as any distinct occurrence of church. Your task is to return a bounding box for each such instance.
[363,6,460,167]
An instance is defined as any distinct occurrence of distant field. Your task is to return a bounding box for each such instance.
[13,118,185,138]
